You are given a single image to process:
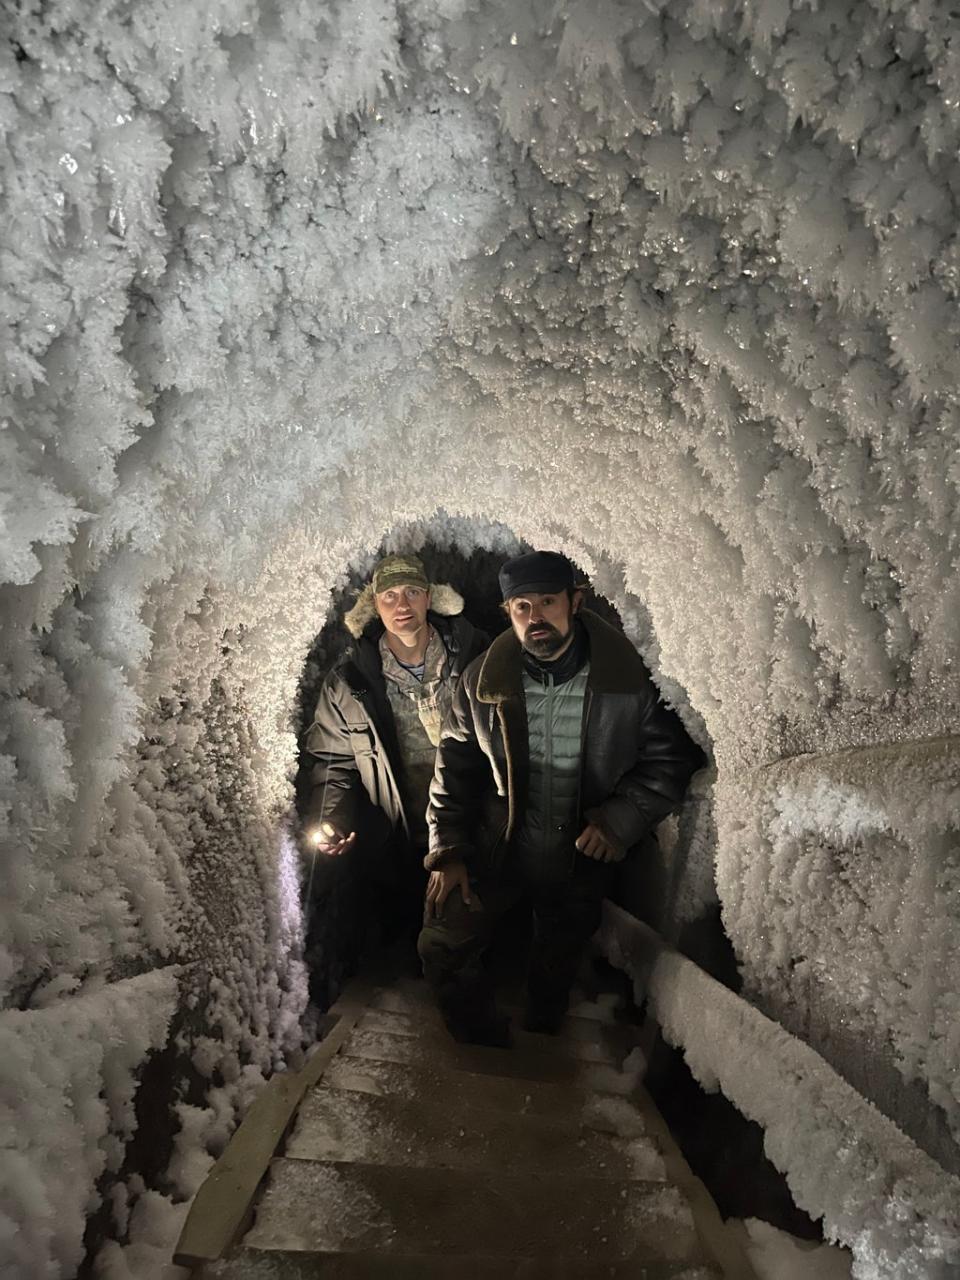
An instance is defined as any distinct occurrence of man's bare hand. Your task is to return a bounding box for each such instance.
[311,823,357,857]
[425,860,477,918]
[575,823,624,863]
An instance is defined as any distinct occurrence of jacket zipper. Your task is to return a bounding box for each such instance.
[571,685,593,874]
[543,674,555,864]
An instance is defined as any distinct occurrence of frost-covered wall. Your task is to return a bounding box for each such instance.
[718,737,960,1171]
[2,0,959,1274]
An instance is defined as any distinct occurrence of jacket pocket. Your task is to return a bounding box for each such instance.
[345,722,376,757]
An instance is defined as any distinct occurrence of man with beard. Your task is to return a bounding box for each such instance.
[418,550,704,1045]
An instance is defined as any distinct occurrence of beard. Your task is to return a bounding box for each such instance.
[522,621,570,659]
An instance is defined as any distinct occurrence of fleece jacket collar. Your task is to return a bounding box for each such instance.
[476,609,649,703]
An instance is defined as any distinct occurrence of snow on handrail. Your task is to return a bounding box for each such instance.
[599,902,960,1280]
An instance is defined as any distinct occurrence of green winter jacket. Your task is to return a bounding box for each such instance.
[514,665,590,878]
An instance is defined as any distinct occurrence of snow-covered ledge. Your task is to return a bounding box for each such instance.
[599,903,960,1280]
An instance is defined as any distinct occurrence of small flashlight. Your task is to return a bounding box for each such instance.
[311,822,336,846]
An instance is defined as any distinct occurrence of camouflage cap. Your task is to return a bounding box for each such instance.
[371,553,429,595]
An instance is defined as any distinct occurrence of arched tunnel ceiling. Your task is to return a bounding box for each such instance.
[5,1,959,773]
[4,0,960,768]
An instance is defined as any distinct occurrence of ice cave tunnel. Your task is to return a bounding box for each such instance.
[2,1,959,1277]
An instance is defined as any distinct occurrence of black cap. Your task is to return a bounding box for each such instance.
[499,551,577,601]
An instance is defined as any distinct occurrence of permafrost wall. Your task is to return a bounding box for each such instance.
[2,1,959,1276]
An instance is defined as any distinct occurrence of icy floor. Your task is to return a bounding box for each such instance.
[742,1218,853,1280]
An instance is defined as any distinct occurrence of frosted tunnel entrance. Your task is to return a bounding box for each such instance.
[288,519,720,1013]
[276,518,820,1247]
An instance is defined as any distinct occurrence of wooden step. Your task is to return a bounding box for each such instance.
[341,1025,628,1086]
[355,1006,623,1064]
[244,1159,705,1265]
[371,978,630,1022]
[285,1085,667,1181]
[321,1052,659,1169]
[323,1053,600,1120]
[368,987,628,1039]
[203,1247,721,1278]
[321,1059,657,1141]
[342,1024,589,1083]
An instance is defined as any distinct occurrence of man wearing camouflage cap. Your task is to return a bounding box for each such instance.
[303,553,488,961]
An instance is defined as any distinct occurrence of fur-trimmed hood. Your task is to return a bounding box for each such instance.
[343,581,465,639]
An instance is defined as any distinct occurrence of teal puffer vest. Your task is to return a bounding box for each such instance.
[514,665,589,879]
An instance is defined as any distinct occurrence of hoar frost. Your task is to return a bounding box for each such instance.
[2,0,959,1276]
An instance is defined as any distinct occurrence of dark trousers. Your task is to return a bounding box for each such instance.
[303,811,425,1006]
[417,859,611,1031]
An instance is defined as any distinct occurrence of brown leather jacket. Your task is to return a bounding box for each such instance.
[426,610,705,872]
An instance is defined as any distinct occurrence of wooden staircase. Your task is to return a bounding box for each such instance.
[176,980,755,1279]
